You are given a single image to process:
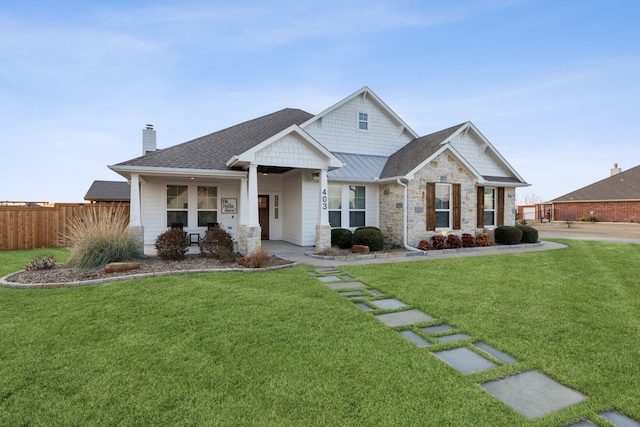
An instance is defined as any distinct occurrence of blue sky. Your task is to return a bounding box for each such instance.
[2,0,639,203]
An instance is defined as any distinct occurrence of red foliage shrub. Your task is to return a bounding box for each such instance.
[461,233,476,248]
[431,234,446,250]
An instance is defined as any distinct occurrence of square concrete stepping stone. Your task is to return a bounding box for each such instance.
[339,290,366,296]
[480,370,587,420]
[436,333,470,343]
[565,421,598,427]
[374,309,433,327]
[325,281,367,290]
[371,298,406,310]
[398,330,431,347]
[316,267,339,273]
[307,271,319,276]
[420,324,454,334]
[317,276,340,283]
[341,274,353,280]
[598,411,640,427]
[355,302,373,311]
[368,289,384,296]
[433,347,496,374]
[473,342,517,364]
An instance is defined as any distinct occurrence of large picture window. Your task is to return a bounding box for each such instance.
[484,188,496,226]
[197,186,217,227]
[435,183,451,229]
[349,185,366,227]
[167,185,188,227]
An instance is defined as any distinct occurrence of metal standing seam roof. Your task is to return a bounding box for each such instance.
[114,108,314,170]
[328,153,388,180]
[551,164,640,201]
[84,180,130,201]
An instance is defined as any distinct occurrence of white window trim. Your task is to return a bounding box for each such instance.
[166,184,189,227]
[197,185,218,227]
[357,111,369,132]
[484,187,496,227]
[328,184,367,230]
[348,185,366,228]
[435,183,451,230]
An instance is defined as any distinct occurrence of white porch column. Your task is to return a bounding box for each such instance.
[239,176,248,225]
[129,173,142,227]
[315,168,331,252]
[318,168,329,225]
[247,164,259,227]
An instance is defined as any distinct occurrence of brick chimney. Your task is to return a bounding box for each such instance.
[610,163,622,176]
[142,124,156,155]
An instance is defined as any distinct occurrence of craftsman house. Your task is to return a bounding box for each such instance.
[109,87,528,254]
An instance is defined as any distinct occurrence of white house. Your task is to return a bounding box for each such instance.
[109,87,528,254]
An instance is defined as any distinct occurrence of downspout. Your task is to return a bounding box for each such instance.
[397,178,425,254]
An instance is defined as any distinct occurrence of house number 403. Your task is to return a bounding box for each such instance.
[322,188,327,210]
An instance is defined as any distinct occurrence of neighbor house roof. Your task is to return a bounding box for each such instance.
[379,123,466,179]
[114,108,313,171]
[552,164,640,202]
[84,180,130,202]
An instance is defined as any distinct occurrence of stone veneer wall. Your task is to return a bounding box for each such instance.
[237,225,262,255]
[378,152,518,248]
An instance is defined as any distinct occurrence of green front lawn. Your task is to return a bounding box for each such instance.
[0,241,638,426]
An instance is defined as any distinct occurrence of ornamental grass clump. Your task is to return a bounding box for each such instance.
[64,205,140,269]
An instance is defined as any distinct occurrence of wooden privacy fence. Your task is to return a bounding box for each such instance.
[0,203,130,251]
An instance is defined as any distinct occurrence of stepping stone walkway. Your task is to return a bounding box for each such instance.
[310,266,640,425]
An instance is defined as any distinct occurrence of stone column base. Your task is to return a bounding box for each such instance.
[237,225,262,255]
[315,224,331,253]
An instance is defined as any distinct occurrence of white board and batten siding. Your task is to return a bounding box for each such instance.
[282,171,304,245]
[303,96,412,157]
[140,180,240,246]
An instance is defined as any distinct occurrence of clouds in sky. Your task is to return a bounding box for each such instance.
[1,0,639,202]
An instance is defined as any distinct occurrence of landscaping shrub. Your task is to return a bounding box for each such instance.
[461,233,476,248]
[199,226,235,257]
[331,228,353,249]
[431,234,446,250]
[446,234,462,249]
[476,233,492,247]
[24,255,57,271]
[494,226,523,245]
[64,205,141,268]
[155,228,190,260]
[417,239,431,251]
[517,225,539,243]
[239,246,271,268]
[352,227,384,251]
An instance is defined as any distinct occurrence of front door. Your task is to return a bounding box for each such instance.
[258,195,269,240]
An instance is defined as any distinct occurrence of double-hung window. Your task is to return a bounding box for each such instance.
[484,188,496,227]
[358,112,368,131]
[197,186,217,226]
[349,185,366,227]
[328,183,342,228]
[167,185,188,227]
[435,183,451,229]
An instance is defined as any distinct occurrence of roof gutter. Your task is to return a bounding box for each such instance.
[397,178,426,254]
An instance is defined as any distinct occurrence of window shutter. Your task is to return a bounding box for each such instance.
[497,187,505,226]
[477,186,484,228]
[453,183,461,230]
[426,182,435,231]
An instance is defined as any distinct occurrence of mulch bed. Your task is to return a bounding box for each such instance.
[6,255,294,284]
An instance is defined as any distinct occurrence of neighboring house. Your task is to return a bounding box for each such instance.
[109,87,528,254]
[549,164,640,223]
[84,180,131,203]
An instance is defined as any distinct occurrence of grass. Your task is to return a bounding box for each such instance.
[0,240,638,426]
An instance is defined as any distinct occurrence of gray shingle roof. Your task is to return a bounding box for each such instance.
[84,180,130,201]
[329,152,388,180]
[379,123,466,178]
[115,108,313,170]
[552,164,640,201]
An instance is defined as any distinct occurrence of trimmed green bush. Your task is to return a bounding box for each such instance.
[331,228,353,249]
[64,205,141,268]
[517,225,539,243]
[352,227,384,251]
[155,228,190,260]
[494,226,523,245]
[199,226,235,257]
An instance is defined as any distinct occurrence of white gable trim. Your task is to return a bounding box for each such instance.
[226,125,343,170]
[405,144,482,182]
[446,122,527,184]
[300,86,419,139]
